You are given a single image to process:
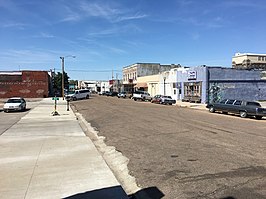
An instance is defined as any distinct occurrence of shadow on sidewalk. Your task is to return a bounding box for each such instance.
[129,186,164,199]
[63,186,164,199]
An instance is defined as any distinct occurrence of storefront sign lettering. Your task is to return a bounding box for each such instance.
[188,71,197,80]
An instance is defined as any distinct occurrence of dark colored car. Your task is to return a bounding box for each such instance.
[151,95,176,105]
[207,99,266,119]
[100,91,110,95]
[107,91,119,97]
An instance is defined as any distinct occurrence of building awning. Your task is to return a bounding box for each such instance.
[134,82,148,88]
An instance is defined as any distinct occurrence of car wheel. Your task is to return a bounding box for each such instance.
[240,111,247,118]
[255,116,263,120]
[73,97,77,101]
[209,106,215,113]
[86,95,89,99]
[169,103,172,105]
[134,98,137,101]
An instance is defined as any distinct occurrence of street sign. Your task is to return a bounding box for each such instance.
[52,97,59,100]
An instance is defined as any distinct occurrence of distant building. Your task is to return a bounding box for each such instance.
[99,81,111,94]
[122,63,180,93]
[78,80,98,92]
[0,70,49,98]
[232,52,266,70]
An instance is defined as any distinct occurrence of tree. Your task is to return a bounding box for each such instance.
[53,72,70,96]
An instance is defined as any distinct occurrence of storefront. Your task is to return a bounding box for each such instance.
[176,66,208,103]
[183,81,202,103]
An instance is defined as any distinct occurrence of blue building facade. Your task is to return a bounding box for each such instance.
[208,67,266,103]
[176,66,208,103]
[176,66,266,104]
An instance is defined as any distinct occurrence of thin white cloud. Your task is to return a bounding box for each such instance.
[221,1,265,9]
[33,32,55,38]
[107,46,127,55]
[1,21,28,29]
[60,4,81,22]
[79,1,122,18]
[115,13,147,22]
[58,1,147,24]
[86,24,142,39]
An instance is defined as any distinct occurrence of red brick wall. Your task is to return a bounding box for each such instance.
[0,71,49,98]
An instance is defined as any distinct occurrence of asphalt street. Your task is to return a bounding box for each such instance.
[72,95,266,199]
[0,100,41,135]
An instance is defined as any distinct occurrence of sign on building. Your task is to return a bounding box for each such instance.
[188,71,197,80]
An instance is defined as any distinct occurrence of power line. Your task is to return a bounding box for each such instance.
[54,68,122,73]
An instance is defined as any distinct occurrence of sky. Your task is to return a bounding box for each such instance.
[1,0,266,80]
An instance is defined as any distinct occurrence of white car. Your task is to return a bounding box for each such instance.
[3,97,26,112]
[117,92,127,98]
[66,89,91,101]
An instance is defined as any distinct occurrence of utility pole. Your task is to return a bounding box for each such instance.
[60,55,75,100]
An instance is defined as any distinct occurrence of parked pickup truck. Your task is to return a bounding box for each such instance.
[132,91,152,101]
[207,99,266,119]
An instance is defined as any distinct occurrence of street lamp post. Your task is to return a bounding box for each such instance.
[60,55,75,100]
[162,72,167,96]
[60,57,65,99]
[163,77,166,96]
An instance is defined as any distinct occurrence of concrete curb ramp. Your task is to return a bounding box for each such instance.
[0,98,128,199]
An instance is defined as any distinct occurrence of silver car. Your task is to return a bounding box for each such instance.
[117,92,127,98]
[3,97,26,112]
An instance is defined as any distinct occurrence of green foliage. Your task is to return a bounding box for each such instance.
[53,72,70,96]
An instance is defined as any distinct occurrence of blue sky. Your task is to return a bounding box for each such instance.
[1,0,266,80]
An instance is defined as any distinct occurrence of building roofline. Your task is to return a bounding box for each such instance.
[233,52,266,57]
[123,63,161,69]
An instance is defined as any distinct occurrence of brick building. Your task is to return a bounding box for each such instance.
[0,71,50,98]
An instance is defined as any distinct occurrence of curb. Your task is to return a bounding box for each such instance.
[74,111,140,196]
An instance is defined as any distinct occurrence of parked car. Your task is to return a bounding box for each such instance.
[207,99,266,119]
[65,89,90,101]
[106,91,119,97]
[132,91,152,101]
[3,97,26,112]
[151,95,176,105]
[100,91,110,96]
[117,92,127,98]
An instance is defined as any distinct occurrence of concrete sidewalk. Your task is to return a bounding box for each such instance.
[175,100,207,110]
[0,98,128,199]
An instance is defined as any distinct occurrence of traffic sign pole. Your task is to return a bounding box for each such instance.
[51,97,60,116]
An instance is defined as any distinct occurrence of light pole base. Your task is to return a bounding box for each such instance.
[51,111,60,116]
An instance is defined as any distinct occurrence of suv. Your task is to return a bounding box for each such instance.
[132,91,152,101]
[207,99,266,119]
[66,89,91,101]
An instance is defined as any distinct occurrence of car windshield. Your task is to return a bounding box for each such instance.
[7,99,22,103]
[67,91,75,95]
